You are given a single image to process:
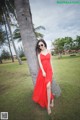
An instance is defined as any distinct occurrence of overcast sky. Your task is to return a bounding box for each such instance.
[1,0,80,55]
[29,0,80,48]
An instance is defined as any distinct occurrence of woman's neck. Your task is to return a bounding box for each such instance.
[41,48,47,52]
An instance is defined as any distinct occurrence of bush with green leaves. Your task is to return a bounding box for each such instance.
[19,51,25,58]
[21,57,26,61]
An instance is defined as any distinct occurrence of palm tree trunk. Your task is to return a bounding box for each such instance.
[0,59,2,64]
[4,6,22,65]
[3,12,14,62]
[15,0,39,85]
[5,22,14,62]
[8,1,17,20]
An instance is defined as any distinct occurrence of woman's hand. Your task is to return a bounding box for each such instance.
[42,71,46,77]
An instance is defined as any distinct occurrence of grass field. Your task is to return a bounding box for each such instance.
[0,55,80,120]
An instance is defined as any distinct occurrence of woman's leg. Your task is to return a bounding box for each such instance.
[50,99,54,107]
[47,81,51,114]
[50,85,54,107]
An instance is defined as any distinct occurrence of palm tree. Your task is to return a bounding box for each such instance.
[0,0,22,65]
[0,7,14,62]
[4,3,22,65]
[0,27,5,64]
[0,28,5,46]
[15,0,39,85]
[13,25,45,42]
[2,11,14,62]
[34,25,45,39]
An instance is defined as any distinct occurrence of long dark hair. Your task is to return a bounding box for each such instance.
[35,39,47,55]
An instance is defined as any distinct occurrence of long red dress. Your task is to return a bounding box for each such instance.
[32,52,55,108]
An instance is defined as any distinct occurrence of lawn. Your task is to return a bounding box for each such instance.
[0,55,80,120]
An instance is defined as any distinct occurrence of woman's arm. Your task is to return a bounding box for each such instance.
[38,54,46,77]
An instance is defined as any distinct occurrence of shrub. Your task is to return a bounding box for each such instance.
[21,57,26,61]
[70,54,76,56]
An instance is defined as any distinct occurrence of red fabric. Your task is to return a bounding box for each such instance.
[32,53,55,108]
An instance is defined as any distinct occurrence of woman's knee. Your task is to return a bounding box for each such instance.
[47,82,51,89]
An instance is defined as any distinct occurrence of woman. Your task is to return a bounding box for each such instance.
[32,39,55,115]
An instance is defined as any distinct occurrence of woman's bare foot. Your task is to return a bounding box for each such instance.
[47,106,51,115]
[50,99,54,107]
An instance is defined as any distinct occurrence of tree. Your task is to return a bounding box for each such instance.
[4,3,22,65]
[34,25,45,39]
[2,11,14,62]
[0,1,14,62]
[52,38,65,54]
[0,26,5,46]
[13,25,45,42]
[52,37,73,54]
[0,26,6,64]
[0,56,2,64]
[14,0,39,85]
[63,37,73,51]
[0,0,22,65]
[75,36,80,49]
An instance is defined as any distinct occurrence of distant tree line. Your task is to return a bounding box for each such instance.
[52,36,80,55]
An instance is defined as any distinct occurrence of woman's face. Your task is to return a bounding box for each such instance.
[38,42,45,51]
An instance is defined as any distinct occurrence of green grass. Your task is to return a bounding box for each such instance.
[0,55,80,120]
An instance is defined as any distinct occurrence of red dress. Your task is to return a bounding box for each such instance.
[32,52,55,108]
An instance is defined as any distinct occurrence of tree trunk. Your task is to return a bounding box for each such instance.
[14,0,39,85]
[4,6,22,65]
[3,12,14,62]
[8,1,17,20]
[0,59,2,64]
